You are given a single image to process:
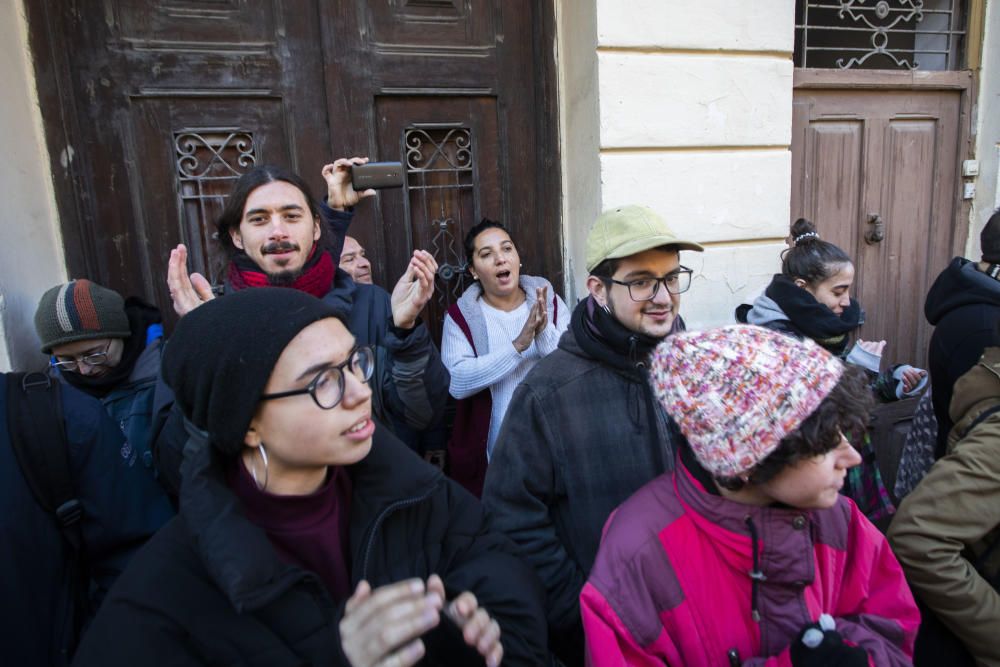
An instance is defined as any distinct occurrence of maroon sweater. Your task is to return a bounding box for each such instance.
[229,460,353,600]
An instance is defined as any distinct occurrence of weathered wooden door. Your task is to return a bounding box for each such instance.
[791,87,964,367]
[28,1,560,337]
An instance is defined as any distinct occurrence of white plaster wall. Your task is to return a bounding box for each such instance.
[597,0,794,51]
[967,0,1000,260]
[556,0,795,325]
[555,0,602,303]
[599,54,794,148]
[0,1,66,371]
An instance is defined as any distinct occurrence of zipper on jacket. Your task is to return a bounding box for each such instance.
[359,486,438,581]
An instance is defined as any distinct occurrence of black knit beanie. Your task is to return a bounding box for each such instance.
[162,287,342,457]
[982,207,1000,264]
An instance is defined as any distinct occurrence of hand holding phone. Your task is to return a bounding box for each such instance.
[350,161,405,190]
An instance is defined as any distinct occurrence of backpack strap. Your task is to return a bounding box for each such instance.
[958,403,1000,442]
[5,372,82,552]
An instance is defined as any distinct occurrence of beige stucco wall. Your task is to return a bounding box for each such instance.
[557,0,795,327]
[966,0,1000,259]
[0,1,66,371]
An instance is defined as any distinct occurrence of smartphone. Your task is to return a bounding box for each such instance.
[350,161,405,190]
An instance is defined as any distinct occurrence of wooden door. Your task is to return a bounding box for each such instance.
[320,1,561,341]
[791,88,963,367]
[27,1,560,338]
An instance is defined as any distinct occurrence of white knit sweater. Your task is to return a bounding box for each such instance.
[442,294,568,460]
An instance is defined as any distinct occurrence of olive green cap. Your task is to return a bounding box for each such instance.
[585,205,704,273]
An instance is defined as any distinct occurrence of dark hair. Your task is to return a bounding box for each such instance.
[716,364,872,491]
[589,245,681,280]
[464,218,516,267]
[981,207,1000,264]
[780,218,852,286]
[215,165,323,259]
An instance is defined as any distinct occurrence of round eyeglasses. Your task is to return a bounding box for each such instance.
[51,341,113,372]
[606,266,693,302]
[259,345,375,410]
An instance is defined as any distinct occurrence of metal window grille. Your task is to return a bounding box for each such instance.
[795,0,967,70]
[401,124,477,311]
[174,129,257,282]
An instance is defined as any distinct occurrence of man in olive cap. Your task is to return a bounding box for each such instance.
[482,205,704,666]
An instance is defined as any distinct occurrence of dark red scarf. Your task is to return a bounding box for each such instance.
[227,246,336,299]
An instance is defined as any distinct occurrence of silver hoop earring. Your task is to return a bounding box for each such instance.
[251,443,269,491]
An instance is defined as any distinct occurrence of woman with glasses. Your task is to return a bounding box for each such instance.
[442,219,570,496]
[73,288,548,667]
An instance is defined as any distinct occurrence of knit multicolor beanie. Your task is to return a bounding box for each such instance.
[649,325,843,479]
[34,279,131,354]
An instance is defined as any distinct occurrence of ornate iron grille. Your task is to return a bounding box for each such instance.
[401,124,477,312]
[173,128,257,283]
[795,0,967,70]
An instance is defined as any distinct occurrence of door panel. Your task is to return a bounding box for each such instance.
[792,89,961,367]
[28,0,560,338]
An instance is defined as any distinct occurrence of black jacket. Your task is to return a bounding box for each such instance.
[925,257,1000,455]
[482,299,677,665]
[1,377,174,667]
[74,425,547,666]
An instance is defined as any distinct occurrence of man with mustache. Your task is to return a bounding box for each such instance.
[159,158,448,496]
[339,235,373,285]
[482,205,704,666]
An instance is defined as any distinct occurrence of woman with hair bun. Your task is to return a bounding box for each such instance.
[736,218,928,520]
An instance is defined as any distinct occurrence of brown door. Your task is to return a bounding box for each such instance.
[28,1,560,338]
[791,88,963,367]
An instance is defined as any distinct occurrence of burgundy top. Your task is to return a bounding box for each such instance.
[229,459,353,600]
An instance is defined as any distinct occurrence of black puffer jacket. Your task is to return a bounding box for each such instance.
[925,257,1000,456]
[73,426,548,666]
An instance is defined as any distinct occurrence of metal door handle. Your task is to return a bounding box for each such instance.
[865,213,885,244]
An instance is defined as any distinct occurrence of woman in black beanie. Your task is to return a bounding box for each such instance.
[73,288,547,667]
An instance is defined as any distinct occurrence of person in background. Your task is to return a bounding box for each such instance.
[73,288,547,666]
[34,279,169,480]
[2,375,174,666]
[339,235,373,285]
[582,325,919,666]
[924,207,1000,458]
[482,205,703,666]
[441,219,569,496]
[889,345,1000,667]
[158,159,449,497]
[736,217,927,521]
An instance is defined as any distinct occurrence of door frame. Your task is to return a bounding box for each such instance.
[792,68,975,261]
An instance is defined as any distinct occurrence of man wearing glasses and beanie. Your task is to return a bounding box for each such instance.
[34,279,169,481]
[482,205,703,666]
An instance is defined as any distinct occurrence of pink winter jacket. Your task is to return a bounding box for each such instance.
[581,462,919,666]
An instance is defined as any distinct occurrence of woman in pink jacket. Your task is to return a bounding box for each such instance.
[581,325,919,667]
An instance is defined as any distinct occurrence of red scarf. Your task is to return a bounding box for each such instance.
[227,246,336,299]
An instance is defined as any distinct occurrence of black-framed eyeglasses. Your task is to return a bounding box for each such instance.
[51,341,113,372]
[259,345,375,410]
[606,266,693,301]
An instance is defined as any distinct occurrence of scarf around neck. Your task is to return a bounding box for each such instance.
[570,296,673,377]
[764,274,863,354]
[228,246,336,299]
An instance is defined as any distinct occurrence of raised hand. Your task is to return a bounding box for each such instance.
[512,296,544,353]
[533,286,549,337]
[900,367,927,393]
[427,575,503,667]
[391,250,438,330]
[322,157,377,210]
[167,244,215,317]
[857,339,887,357]
[339,578,443,667]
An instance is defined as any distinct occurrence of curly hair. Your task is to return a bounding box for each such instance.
[716,364,873,491]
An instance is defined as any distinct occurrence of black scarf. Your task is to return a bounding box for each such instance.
[62,298,162,398]
[570,296,673,378]
[764,274,863,356]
